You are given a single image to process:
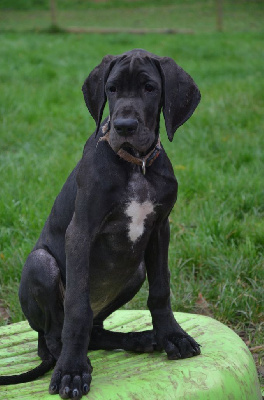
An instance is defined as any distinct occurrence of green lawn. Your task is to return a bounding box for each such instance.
[0,1,263,388]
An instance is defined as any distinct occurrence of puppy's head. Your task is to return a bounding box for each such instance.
[82,49,200,155]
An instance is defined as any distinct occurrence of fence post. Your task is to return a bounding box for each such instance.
[50,0,58,28]
[216,0,223,32]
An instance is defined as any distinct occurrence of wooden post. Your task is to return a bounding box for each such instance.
[50,0,57,27]
[216,0,223,32]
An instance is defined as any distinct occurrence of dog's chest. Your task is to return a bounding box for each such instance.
[89,172,173,315]
[92,173,157,255]
[124,199,154,243]
[110,172,156,244]
[89,173,156,313]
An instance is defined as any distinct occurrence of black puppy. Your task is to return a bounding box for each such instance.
[0,49,201,399]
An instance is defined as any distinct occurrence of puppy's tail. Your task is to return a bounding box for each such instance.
[0,355,55,385]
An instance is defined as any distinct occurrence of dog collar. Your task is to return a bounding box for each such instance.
[99,119,161,175]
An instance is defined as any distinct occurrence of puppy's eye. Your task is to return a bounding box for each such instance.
[109,85,117,93]
[145,83,155,92]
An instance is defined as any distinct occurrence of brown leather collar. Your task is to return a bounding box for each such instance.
[99,120,161,175]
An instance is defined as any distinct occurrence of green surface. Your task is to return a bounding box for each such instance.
[0,311,262,399]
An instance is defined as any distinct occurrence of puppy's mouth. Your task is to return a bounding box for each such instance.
[119,142,141,157]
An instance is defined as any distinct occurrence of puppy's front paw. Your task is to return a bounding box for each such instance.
[153,319,201,360]
[160,332,201,360]
[49,357,92,399]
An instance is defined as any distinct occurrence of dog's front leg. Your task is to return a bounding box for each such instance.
[145,219,201,360]
[49,211,93,399]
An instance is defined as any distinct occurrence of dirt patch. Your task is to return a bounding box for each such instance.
[0,299,10,323]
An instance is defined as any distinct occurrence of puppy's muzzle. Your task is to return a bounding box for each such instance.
[114,118,138,137]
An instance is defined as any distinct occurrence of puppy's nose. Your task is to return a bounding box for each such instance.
[114,118,138,136]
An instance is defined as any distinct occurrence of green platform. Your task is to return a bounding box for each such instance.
[0,310,262,399]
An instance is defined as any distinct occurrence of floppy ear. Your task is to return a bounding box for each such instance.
[82,54,116,134]
[158,57,201,141]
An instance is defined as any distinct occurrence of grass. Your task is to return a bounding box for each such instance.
[0,1,263,388]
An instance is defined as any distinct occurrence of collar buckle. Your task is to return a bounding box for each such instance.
[142,160,146,175]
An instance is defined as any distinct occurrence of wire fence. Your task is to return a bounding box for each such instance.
[0,0,263,34]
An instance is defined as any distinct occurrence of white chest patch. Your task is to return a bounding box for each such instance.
[125,200,154,243]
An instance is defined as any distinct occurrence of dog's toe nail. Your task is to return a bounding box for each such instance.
[64,386,70,395]
[72,389,79,398]
[83,383,89,394]
[49,384,57,394]
[195,345,201,354]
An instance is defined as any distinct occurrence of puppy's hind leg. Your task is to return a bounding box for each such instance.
[90,263,156,353]
[19,249,65,361]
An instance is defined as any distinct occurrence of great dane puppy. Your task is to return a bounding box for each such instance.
[0,49,201,398]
